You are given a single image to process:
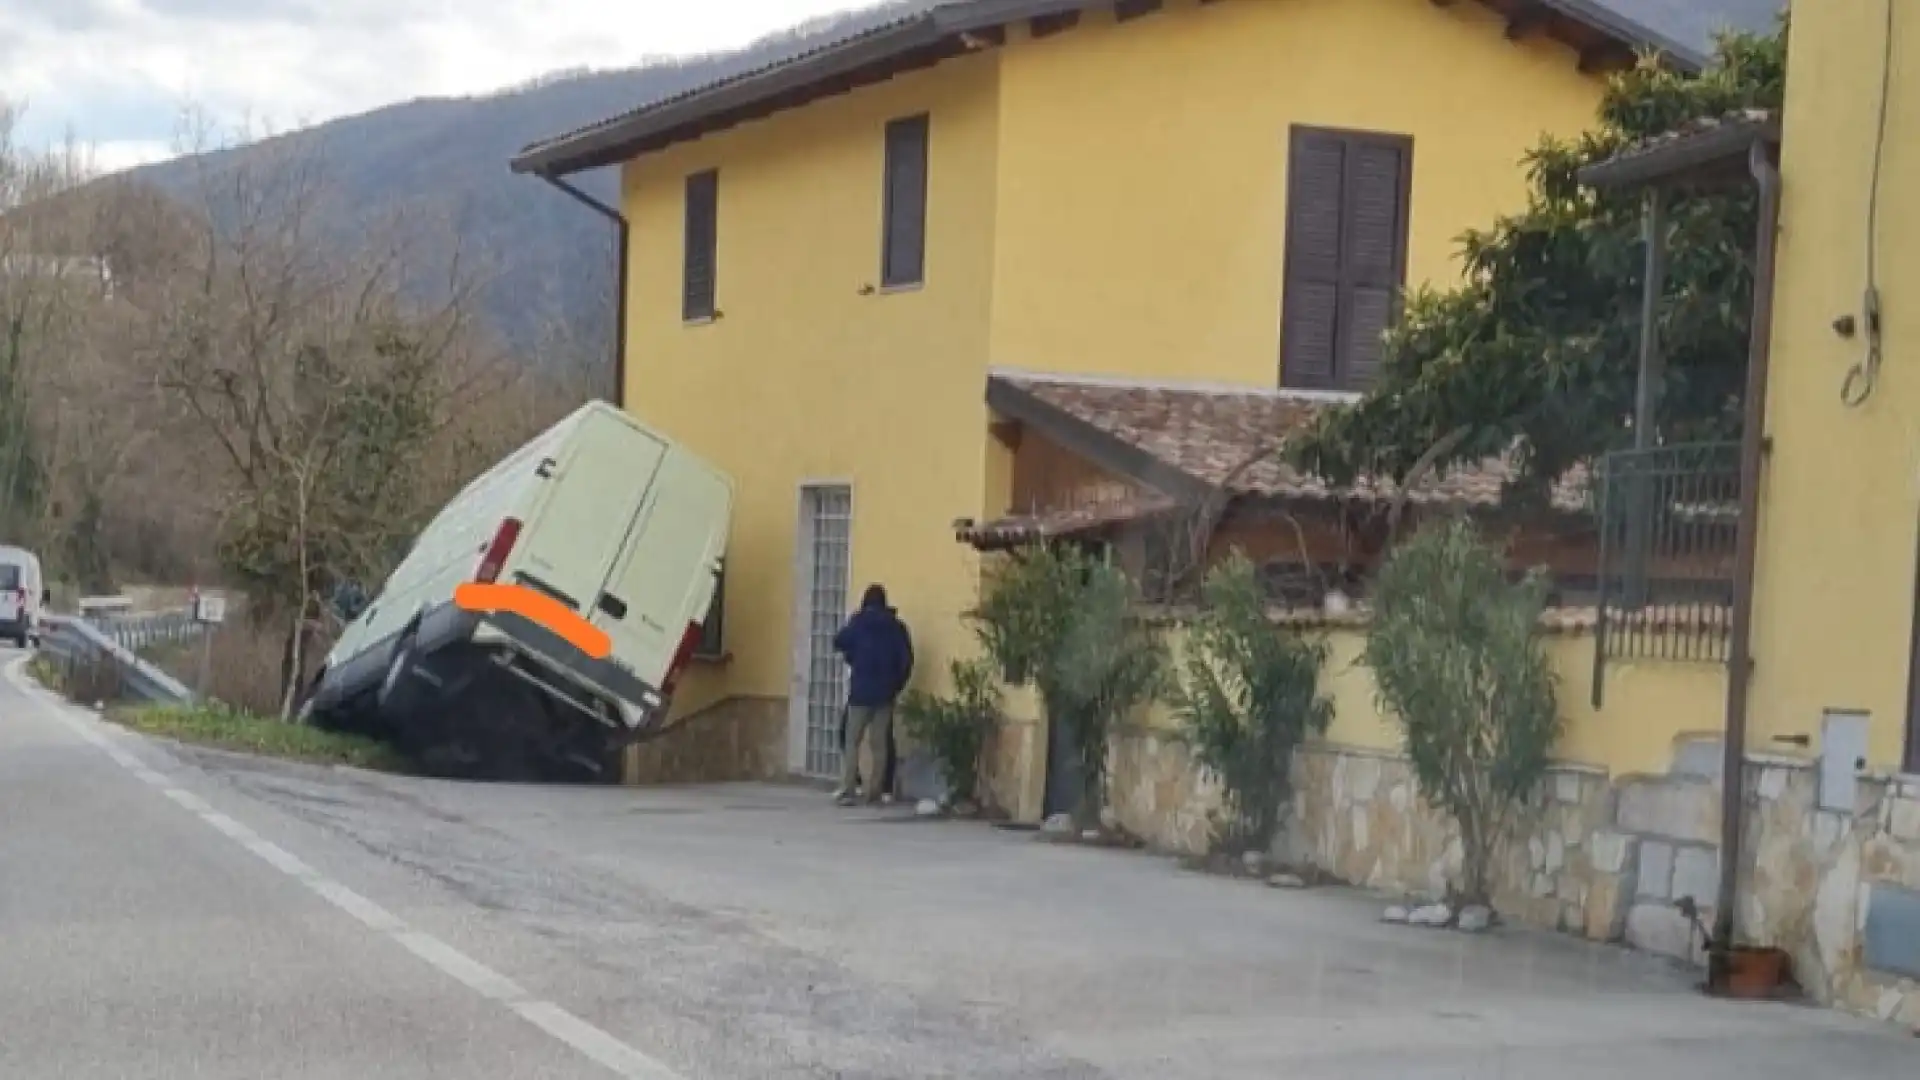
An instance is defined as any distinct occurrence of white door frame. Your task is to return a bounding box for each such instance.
[787,480,855,776]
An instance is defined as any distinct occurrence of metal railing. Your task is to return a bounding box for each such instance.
[1591,441,1741,705]
[35,609,200,707]
[94,609,205,655]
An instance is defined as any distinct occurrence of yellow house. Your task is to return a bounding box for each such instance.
[1747,1,1919,779]
[510,0,1766,785]
[1571,1,1920,1018]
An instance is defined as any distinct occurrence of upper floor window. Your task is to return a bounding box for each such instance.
[1279,125,1413,392]
[881,114,930,289]
[683,169,719,322]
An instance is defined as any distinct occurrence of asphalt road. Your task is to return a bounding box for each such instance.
[3,646,1915,1080]
[0,651,659,1080]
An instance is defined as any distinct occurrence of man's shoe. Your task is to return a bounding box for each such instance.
[835,794,858,807]
[880,793,896,806]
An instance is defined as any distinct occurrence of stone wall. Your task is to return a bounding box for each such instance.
[982,715,1045,822]
[1092,723,1920,1030]
[1106,727,1221,852]
[1739,764,1920,1025]
[1285,744,1614,932]
[625,695,787,784]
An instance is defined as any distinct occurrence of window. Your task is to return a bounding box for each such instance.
[1279,126,1413,392]
[881,114,930,288]
[683,169,719,321]
[695,565,726,659]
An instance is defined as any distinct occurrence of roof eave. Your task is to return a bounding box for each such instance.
[510,0,1104,177]
[1577,115,1781,192]
[511,0,1715,178]
[510,17,950,176]
[1537,0,1709,72]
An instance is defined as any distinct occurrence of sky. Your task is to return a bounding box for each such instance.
[0,0,873,171]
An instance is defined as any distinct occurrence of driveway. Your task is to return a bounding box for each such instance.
[5,654,1913,1078]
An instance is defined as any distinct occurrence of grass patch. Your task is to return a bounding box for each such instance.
[108,702,414,773]
[27,654,66,691]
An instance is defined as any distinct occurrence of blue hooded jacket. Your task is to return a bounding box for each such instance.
[834,586,914,707]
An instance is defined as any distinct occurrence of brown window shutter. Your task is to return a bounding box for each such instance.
[882,114,930,288]
[1279,126,1412,392]
[1280,131,1345,390]
[683,169,718,321]
[1340,139,1411,387]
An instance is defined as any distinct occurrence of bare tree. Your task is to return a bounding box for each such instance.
[132,120,512,716]
[0,101,99,547]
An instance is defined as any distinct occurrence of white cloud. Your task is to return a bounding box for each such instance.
[0,0,877,153]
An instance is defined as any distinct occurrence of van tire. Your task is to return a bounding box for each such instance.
[376,632,424,722]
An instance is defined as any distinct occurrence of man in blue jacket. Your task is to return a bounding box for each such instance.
[832,584,914,806]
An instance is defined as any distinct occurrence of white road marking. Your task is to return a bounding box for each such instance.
[4,656,685,1080]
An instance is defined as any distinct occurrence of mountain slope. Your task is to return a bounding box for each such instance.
[120,2,933,373]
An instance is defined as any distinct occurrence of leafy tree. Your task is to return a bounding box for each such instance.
[1291,24,1788,502]
[1174,554,1333,854]
[1364,520,1561,908]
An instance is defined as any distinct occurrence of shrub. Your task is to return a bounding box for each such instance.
[1364,519,1561,907]
[1174,554,1332,854]
[974,544,1168,827]
[899,657,1001,806]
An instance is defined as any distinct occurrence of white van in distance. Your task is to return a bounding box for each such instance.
[0,546,47,648]
[303,401,733,778]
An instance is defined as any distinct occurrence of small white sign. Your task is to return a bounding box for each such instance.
[193,592,228,625]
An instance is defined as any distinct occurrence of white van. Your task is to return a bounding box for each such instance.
[303,401,733,774]
[0,546,47,648]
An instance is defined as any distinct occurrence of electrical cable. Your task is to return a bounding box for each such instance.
[1842,0,1896,407]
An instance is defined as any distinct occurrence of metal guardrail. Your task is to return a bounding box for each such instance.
[37,610,201,706]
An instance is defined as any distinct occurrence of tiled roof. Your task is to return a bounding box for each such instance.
[513,0,1779,176]
[992,372,1590,513]
[953,494,1175,551]
[1577,108,1781,191]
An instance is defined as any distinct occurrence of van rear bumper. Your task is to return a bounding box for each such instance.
[470,609,662,725]
[315,602,661,728]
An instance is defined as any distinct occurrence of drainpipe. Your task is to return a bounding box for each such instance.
[1709,139,1782,992]
[535,172,630,409]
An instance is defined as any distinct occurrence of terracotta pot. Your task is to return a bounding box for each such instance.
[1723,946,1790,999]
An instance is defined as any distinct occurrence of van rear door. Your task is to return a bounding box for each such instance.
[0,564,21,624]
[512,411,667,615]
[589,452,732,689]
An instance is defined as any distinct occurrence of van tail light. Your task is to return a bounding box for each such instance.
[660,621,702,698]
[475,518,523,584]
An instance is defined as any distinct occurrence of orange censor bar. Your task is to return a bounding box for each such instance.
[454,582,613,660]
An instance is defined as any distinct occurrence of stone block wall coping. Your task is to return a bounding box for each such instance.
[1294,739,1610,778]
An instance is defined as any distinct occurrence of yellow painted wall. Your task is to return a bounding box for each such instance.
[1316,633,1725,777]
[986,0,1601,382]
[994,626,1725,820]
[1749,0,1920,771]
[620,53,1003,729]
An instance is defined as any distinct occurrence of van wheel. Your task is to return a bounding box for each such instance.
[376,633,424,722]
